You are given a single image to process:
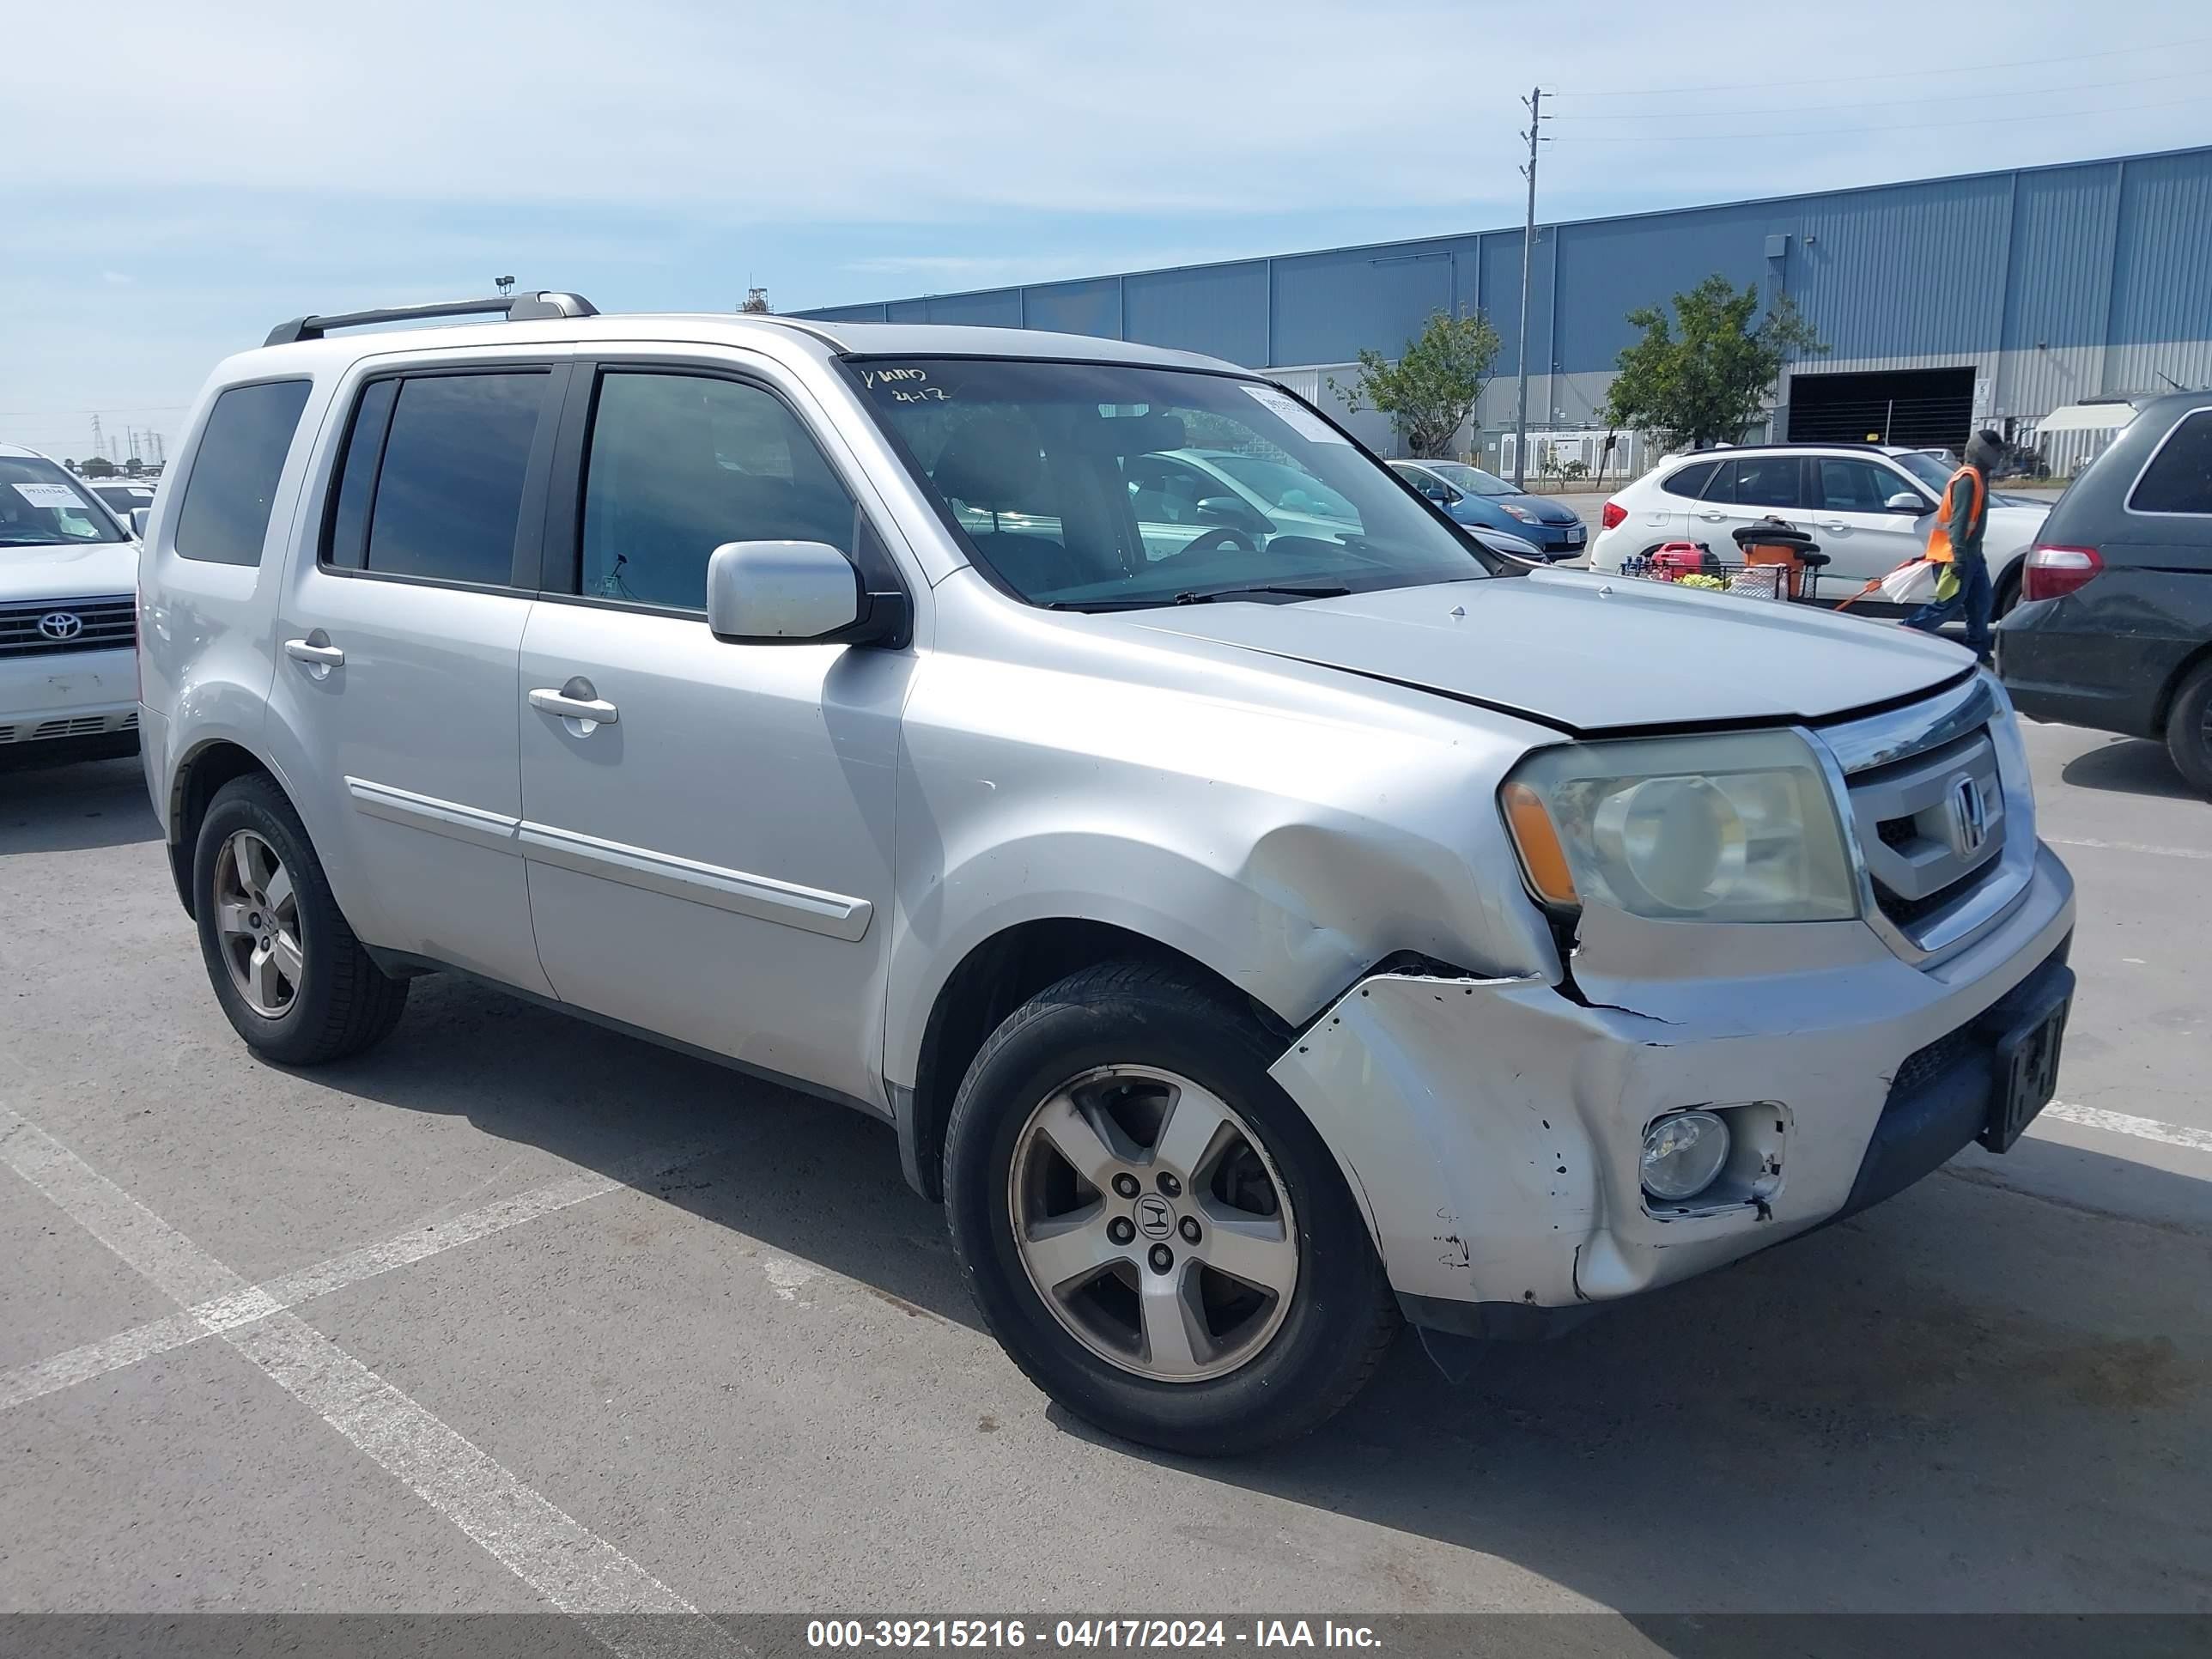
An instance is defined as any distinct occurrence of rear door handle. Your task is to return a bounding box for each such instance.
[284,638,344,666]
[529,688,619,726]
[1696,509,1729,521]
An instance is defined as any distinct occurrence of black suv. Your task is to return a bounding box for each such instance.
[1999,391,2212,796]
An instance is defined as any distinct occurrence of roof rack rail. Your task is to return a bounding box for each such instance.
[264,291,598,348]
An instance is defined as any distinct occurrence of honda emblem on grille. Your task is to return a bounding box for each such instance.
[37,611,84,641]
[1946,774,1989,857]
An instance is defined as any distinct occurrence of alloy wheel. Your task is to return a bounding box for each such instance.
[212,830,303,1018]
[1006,1065,1298,1382]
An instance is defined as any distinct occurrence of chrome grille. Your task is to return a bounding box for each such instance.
[0,595,136,659]
[1818,675,2033,967]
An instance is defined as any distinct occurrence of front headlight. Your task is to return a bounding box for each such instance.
[1500,502,1538,522]
[1499,731,1858,923]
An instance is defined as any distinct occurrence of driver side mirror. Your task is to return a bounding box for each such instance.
[1886,491,1927,514]
[1195,495,1265,530]
[129,507,152,539]
[706,540,908,647]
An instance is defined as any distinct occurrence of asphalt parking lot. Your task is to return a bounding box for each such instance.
[1,713,2206,1627]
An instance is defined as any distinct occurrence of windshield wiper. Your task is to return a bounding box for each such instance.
[1171,584,1353,605]
[1040,583,1353,613]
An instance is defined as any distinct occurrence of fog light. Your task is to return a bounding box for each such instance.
[1641,1109,1730,1201]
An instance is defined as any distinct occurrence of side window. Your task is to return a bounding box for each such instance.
[1724,456,1803,510]
[173,380,313,565]
[1127,455,1210,523]
[323,379,398,571]
[579,372,855,611]
[2129,410,2212,514]
[1660,461,1718,500]
[1815,459,1903,513]
[359,374,545,586]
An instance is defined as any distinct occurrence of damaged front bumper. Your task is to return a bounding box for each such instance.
[1267,842,2076,1338]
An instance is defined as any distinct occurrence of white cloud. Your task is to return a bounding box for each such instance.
[8,1,2205,222]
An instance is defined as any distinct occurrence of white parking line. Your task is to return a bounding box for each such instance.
[0,1104,743,1656]
[2042,1101,2212,1156]
[0,1136,721,1413]
[2044,835,2211,862]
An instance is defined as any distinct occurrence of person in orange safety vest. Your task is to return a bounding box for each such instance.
[1904,428,2002,664]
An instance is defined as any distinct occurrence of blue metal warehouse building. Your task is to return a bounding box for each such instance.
[799,144,2212,475]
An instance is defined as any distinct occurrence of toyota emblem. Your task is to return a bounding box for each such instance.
[37,611,84,641]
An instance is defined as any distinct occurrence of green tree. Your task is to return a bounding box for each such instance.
[82,456,118,478]
[1331,307,1502,459]
[1603,274,1826,450]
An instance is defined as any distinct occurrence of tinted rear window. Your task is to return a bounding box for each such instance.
[361,374,544,586]
[1659,461,1718,500]
[173,380,313,565]
[2128,409,2212,514]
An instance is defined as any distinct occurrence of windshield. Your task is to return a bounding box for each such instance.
[850,358,1492,610]
[1891,452,1952,495]
[0,457,128,546]
[1425,461,1516,496]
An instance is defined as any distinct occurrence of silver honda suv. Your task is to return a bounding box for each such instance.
[138,293,2077,1453]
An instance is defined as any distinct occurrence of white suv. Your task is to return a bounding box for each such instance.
[1,444,141,761]
[1592,443,2049,606]
[139,295,2077,1453]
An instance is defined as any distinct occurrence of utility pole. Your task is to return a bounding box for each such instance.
[1513,86,1547,488]
[90,413,105,464]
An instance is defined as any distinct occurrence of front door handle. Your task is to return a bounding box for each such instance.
[529,687,620,726]
[284,638,344,666]
[1819,520,1850,532]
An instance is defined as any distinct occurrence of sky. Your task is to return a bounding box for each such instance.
[5,0,2210,465]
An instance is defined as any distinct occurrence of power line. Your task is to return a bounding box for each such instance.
[1552,33,2211,98]
[1558,92,2212,143]
[1550,65,2212,121]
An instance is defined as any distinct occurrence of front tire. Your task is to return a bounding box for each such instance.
[2165,661,2212,799]
[944,961,1398,1455]
[192,774,408,1064]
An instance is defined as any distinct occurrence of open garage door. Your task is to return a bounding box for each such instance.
[1788,367,1976,449]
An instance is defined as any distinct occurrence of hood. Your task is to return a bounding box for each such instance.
[1502,493,1581,526]
[0,538,138,604]
[1966,429,2005,473]
[1123,568,1972,732]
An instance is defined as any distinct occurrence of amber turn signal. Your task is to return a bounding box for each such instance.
[1500,781,1580,910]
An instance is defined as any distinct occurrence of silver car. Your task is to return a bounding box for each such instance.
[139,294,2077,1454]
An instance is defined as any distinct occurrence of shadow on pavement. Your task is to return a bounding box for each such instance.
[0,754,161,854]
[285,969,2212,1619]
[2059,737,2194,801]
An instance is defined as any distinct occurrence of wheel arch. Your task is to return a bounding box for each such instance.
[166,738,289,918]
[893,918,1291,1203]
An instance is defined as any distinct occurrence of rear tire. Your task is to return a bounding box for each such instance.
[1992,562,2022,620]
[944,960,1397,1455]
[2165,662,2212,799]
[192,775,408,1064]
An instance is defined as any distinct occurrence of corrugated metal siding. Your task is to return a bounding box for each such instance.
[1122,262,1267,363]
[2107,152,2212,393]
[1023,277,1120,338]
[1790,177,2011,364]
[1272,240,1465,367]
[1553,202,1790,376]
[792,146,2212,423]
[1996,162,2120,414]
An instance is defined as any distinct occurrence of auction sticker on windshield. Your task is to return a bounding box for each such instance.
[11,483,82,509]
[1243,386,1346,444]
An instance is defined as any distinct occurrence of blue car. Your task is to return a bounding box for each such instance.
[1390,460,1587,560]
